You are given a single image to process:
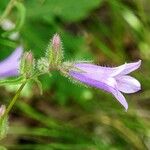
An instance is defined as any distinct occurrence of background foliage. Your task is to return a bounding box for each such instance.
[0,0,150,149]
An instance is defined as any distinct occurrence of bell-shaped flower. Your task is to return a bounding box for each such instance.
[69,60,141,111]
[0,47,23,78]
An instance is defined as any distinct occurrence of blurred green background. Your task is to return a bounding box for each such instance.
[0,0,150,149]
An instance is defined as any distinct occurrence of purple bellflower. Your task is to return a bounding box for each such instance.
[69,60,141,110]
[0,47,23,78]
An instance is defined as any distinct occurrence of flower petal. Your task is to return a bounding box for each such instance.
[70,64,117,89]
[116,75,141,93]
[0,46,23,66]
[70,71,128,110]
[0,46,23,78]
[111,89,128,111]
[70,71,114,93]
[74,60,141,77]
[116,60,141,76]
[74,63,125,78]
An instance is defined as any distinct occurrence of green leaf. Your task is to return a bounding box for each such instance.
[0,77,25,86]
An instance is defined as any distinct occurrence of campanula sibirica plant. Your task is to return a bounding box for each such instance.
[0,34,141,141]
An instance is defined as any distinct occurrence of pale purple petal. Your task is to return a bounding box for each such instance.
[116,60,141,76]
[74,63,125,77]
[111,89,128,111]
[70,71,128,110]
[116,75,141,93]
[70,71,114,93]
[0,46,23,78]
[75,60,141,77]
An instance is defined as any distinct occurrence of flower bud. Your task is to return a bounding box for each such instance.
[0,105,5,118]
[52,34,61,52]
[20,51,35,78]
[0,109,8,140]
[25,52,33,66]
[46,33,63,68]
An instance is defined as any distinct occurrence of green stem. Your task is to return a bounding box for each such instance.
[0,0,16,24]
[3,81,26,117]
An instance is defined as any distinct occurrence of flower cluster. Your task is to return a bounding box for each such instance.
[0,34,141,110]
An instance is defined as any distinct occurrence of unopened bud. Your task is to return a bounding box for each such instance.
[25,51,33,65]
[46,33,63,67]
[0,105,8,140]
[52,34,61,52]
[20,51,35,77]
[0,105,6,117]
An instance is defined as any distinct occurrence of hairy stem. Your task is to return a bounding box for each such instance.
[3,81,26,117]
[0,0,17,24]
